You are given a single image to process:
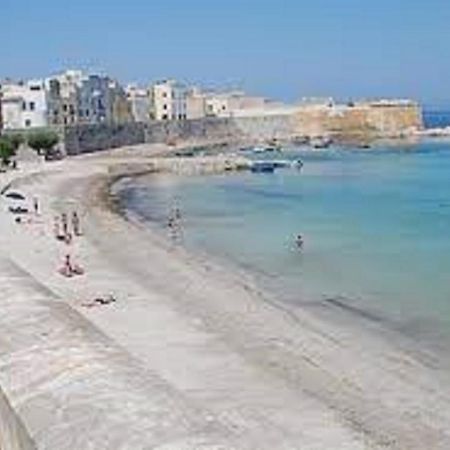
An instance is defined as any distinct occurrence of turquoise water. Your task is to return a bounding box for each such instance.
[118,141,450,352]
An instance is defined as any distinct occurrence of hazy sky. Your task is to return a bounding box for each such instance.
[2,0,450,105]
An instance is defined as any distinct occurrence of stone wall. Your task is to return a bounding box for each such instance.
[144,117,240,144]
[293,103,423,139]
[63,123,146,155]
[62,103,423,155]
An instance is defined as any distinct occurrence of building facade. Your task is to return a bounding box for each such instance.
[0,80,48,129]
[46,70,83,126]
[77,75,112,124]
[186,87,207,119]
[46,70,133,126]
[126,85,150,122]
[109,80,133,124]
[203,91,267,117]
[150,80,187,121]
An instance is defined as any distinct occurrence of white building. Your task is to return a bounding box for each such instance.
[126,84,150,122]
[202,91,267,117]
[0,79,48,129]
[150,80,187,121]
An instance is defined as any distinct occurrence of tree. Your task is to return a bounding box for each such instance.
[1,134,23,156]
[0,138,14,167]
[27,131,59,157]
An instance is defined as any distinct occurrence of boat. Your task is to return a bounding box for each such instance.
[251,146,281,154]
[310,136,332,149]
[250,161,276,173]
[292,136,309,146]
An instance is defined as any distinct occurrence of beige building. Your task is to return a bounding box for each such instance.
[185,88,270,119]
[46,70,84,126]
[126,85,150,122]
[150,80,187,121]
[109,80,133,124]
[186,87,207,119]
[204,91,267,117]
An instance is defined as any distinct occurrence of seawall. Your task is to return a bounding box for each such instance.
[293,101,423,139]
[61,101,423,155]
[0,386,36,450]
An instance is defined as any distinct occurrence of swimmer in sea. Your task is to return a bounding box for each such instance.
[295,234,304,249]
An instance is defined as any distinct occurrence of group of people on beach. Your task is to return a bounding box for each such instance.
[54,211,81,244]
[55,210,84,277]
[167,204,183,244]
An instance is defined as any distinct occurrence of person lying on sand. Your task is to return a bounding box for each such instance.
[81,294,116,308]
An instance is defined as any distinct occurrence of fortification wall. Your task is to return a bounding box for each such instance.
[293,103,422,138]
[62,103,422,154]
[63,123,146,155]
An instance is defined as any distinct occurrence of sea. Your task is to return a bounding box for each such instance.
[117,113,450,359]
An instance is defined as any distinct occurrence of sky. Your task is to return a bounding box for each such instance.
[2,0,450,106]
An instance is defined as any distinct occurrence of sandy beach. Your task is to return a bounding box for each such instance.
[1,144,450,450]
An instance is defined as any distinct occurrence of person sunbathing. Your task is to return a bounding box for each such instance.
[81,294,116,308]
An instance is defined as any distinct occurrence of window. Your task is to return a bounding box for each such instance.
[25,119,31,127]
[29,102,35,111]
[162,92,167,98]
[22,102,27,111]
[162,114,168,120]
[63,104,68,112]
[29,85,41,91]
[163,104,168,110]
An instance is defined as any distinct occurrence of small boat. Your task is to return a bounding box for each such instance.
[252,146,281,154]
[310,137,332,149]
[292,136,309,146]
[174,150,195,157]
[250,161,276,173]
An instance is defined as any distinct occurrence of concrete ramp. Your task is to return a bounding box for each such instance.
[0,387,36,450]
[0,259,237,450]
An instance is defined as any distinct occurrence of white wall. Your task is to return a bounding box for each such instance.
[151,81,187,121]
[1,80,48,129]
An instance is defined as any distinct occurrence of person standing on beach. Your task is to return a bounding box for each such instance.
[167,204,183,244]
[61,213,68,236]
[72,211,81,236]
[33,197,39,215]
